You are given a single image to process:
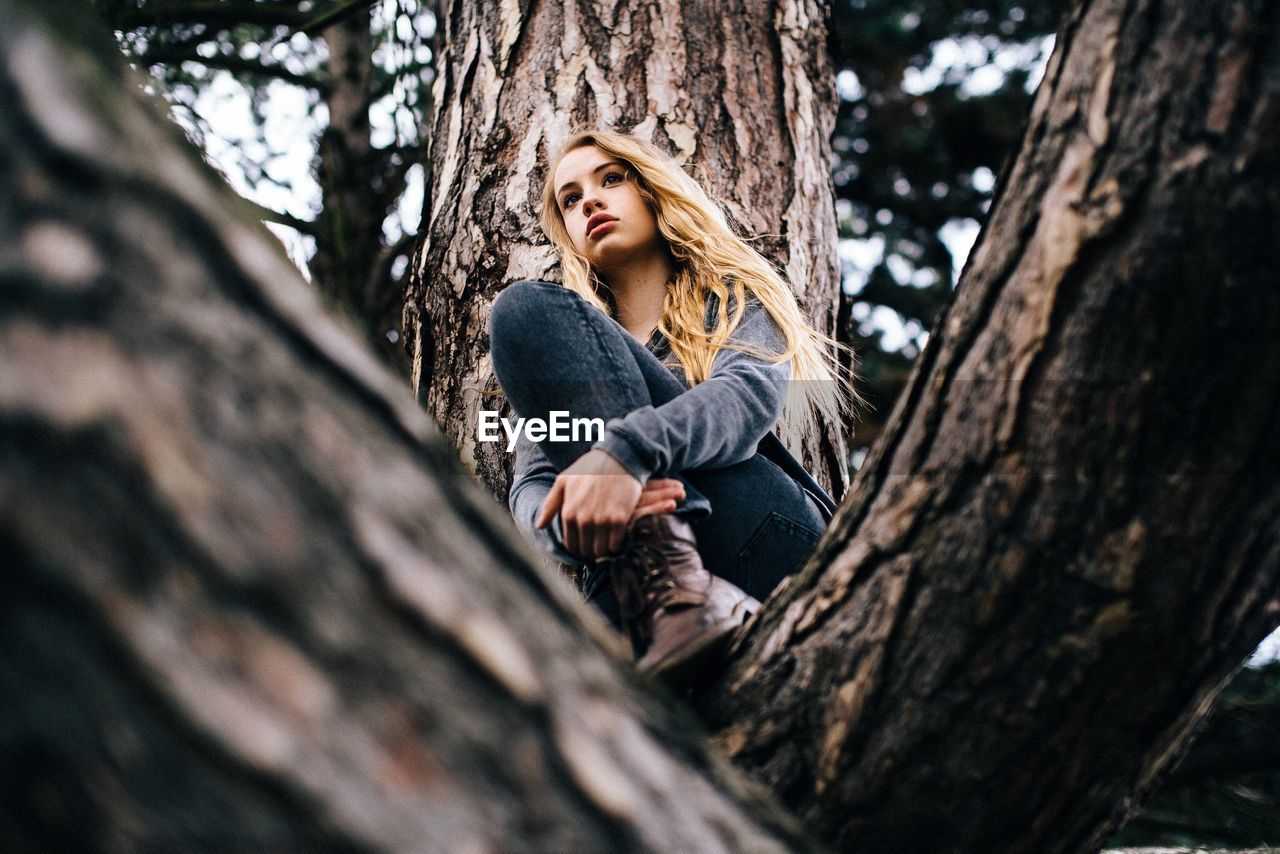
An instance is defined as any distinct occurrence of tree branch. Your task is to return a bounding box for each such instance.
[372,144,423,214]
[237,198,318,235]
[296,0,379,37]
[137,48,330,91]
[115,1,307,30]
[1165,697,1280,785]
[365,230,419,318]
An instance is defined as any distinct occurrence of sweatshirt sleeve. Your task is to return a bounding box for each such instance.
[508,431,584,566]
[591,295,791,481]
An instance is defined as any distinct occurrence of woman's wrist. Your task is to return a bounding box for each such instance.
[582,447,644,485]
[591,432,651,485]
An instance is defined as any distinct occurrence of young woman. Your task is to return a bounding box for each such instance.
[488,128,856,681]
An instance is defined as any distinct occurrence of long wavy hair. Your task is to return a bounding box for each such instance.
[538,128,859,452]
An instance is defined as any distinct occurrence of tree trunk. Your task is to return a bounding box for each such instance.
[5,1,1280,853]
[402,0,851,502]
[698,1,1280,852]
[0,4,809,850]
[311,11,391,354]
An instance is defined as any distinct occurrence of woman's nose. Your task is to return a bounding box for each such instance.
[580,189,604,215]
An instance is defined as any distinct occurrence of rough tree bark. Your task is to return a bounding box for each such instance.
[402,0,851,501]
[4,1,1280,854]
[698,1,1280,852]
[0,4,807,850]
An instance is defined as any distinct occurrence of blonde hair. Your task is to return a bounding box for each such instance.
[538,128,860,453]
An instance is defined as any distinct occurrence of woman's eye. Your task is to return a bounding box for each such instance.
[562,173,623,209]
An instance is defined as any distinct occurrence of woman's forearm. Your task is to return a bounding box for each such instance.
[591,297,791,479]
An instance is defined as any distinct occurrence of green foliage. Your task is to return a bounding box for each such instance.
[95,0,431,229]
[1109,662,1280,849]
[95,0,434,371]
[96,0,328,179]
[829,0,1069,449]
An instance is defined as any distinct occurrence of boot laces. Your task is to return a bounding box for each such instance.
[602,540,700,651]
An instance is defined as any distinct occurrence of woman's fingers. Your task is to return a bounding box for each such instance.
[535,478,564,529]
[545,462,656,559]
[568,494,680,557]
[631,498,677,521]
[564,516,583,560]
[607,522,626,555]
[640,479,684,501]
[630,481,683,522]
[635,479,682,514]
[593,523,614,562]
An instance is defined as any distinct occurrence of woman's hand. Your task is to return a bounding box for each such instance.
[630,477,685,522]
[535,449,684,560]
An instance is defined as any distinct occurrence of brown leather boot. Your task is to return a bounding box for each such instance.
[600,513,760,682]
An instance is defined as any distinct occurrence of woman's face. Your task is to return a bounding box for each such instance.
[551,144,665,274]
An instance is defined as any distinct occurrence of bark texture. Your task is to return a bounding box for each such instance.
[0,4,809,850]
[403,0,851,502]
[6,0,1280,853]
[700,1,1280,852]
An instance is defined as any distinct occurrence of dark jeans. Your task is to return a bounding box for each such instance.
[489,279,826,626]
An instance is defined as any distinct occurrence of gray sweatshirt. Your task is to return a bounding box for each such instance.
[507,290,793,566]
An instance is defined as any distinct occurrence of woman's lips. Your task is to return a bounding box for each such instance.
[588,219,617,238]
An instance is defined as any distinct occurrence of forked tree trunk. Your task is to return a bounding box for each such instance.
[697,1,1280,851]
[402,0,851,501]
[3,1,1280,853]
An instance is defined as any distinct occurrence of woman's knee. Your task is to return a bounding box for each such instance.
[488,279,576,347]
